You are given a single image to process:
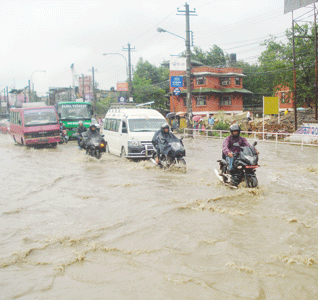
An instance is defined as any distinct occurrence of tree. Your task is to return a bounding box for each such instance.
[191,45,227,66]
[132,58,169,111]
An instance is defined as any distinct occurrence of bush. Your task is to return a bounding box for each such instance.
[214,120,230,131]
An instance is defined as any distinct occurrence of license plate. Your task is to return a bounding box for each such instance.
[38,138,49,143]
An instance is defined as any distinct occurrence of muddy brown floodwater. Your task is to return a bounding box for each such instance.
[0,133,318,299]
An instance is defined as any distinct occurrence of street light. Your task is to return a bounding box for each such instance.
[157,27,192,130]
[30,70,46,102]
[103,53,131,98]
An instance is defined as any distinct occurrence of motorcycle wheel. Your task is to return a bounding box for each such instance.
[246,175,258,188]
[179,158,186,165]
[95,150,101,159]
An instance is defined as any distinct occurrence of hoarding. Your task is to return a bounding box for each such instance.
[169,57,186,71]
[117,82,129,92]
[264,97,279,115]
[284,0,316,14]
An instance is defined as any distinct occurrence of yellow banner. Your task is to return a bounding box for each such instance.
[264,97,279,115]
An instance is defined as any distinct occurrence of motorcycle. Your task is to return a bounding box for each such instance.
[214,141,259,188]
[151,136,186,169]
[59,129,68,144]
[80,132,106,159]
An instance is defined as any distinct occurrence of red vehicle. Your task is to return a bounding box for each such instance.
[9,105,60,146]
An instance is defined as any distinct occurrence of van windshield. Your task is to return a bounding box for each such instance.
[24,109,58,127]
[128,119,166,132]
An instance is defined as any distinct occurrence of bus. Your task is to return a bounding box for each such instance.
[9,104,60,146]
[57,101,93,139]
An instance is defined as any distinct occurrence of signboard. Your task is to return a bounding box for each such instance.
[118,95,127,103]
[264,97,279,114]
[173,88,181,96]
[169,57,186,71]
[171,76,184,87]
[284,0,316,14]
[117,82,129,92]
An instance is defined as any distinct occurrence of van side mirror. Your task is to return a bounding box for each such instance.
[252,141,257,147]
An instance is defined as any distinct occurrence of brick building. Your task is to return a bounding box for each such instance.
[274,85,295,111]
[170,66,252,115]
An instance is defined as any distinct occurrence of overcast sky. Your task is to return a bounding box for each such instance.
[0,0,315,96]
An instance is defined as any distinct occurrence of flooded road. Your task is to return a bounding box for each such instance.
[0,133,318,299]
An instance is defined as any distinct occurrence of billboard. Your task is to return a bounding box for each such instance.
[263,97,279,115]
[117,82,129,91]
[169,57,186,71]
[284,0,316,14]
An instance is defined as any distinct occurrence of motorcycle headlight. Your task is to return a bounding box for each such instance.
[171,142,181,151]
[128,140,142,147]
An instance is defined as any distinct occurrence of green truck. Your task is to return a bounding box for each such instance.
[57,101,93,139]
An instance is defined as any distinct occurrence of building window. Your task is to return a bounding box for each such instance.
[196,76,206,85]
[221,77,231,86]
[221,95,231,106]
[235,77,241,85]
[196,96,207,106]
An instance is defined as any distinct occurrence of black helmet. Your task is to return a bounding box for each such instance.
[89,124,97,131]
[161,122,170,132]
[230,124,241,137]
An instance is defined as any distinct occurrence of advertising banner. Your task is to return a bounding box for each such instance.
[284,0,316,14]
[117,82,129,92]
[169,57,186,71]
[264,97,279,115]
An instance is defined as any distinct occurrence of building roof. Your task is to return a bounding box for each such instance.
[173,88,252,95]
[192,72,246,77]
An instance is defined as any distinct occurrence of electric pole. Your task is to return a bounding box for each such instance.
[123,43,135,100]
[92,67,96,118]
[292,13,298,130]
[177,2,196,131]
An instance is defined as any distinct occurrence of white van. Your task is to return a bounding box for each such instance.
[103,104,166,158]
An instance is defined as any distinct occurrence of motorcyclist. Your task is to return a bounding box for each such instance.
[77,121,87,149]
[222,124,255,185]
[87,123,101,139]
[152,122,178,165]
[59,121,66,131]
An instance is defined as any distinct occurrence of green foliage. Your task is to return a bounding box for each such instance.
[214,120,230,131]
[95,96,116,117]
[132,58,169,111]
[191,45,226,66]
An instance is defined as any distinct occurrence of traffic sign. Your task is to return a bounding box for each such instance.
[173,88,181,96]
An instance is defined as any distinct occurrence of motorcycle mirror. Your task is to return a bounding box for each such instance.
[252,141,257,146]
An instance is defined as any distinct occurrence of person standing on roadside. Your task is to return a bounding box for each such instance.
[208,114,215,129]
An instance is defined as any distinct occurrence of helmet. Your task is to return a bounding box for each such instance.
[161,122,170,132]
[78,121,83,126]
[230,124,241,137]
[89,124,97,131]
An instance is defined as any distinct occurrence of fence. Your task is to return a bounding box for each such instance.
[183,128,318,150]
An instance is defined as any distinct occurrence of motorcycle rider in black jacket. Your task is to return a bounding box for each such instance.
[152,123,177,165]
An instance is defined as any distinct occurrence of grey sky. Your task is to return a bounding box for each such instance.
[0,0,314,96]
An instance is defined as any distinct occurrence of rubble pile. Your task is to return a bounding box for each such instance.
[242,111,317,133]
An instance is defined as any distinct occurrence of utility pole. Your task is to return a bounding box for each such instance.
[28,80,31,102]
[123,43,135,100]
[92,67,96,118]
[177,2,196,131]
[81,74,85,100]
[315,4,318,120]
[292,13,298,130]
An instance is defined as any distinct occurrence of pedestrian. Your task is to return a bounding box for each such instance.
[246,111,251,122]
[208,114,215,129]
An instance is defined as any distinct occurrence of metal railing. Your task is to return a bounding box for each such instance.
[182,128,318,150]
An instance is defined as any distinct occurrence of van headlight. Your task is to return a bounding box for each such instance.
[128,140,142,147]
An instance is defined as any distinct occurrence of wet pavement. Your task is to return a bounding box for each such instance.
[0,133,318,299]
